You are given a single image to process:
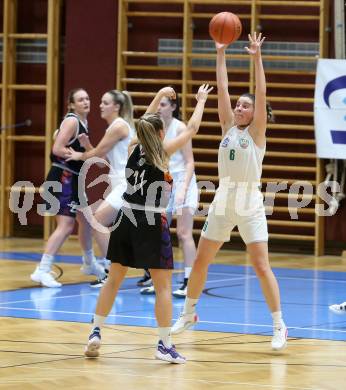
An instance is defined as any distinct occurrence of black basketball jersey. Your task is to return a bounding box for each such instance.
[50,113,89,175]
[123,144,173,209]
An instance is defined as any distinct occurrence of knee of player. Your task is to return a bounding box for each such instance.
[57,219,75,236]
[193,253,210,269]
[176,227,193,242]
[252,260,271,278]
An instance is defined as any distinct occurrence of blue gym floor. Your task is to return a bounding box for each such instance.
[1,251,346,341]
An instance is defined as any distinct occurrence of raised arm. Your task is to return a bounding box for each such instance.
[216,42,234,136]
[246,32,267,148]
[163,84,213,156]
[145,87,176,114]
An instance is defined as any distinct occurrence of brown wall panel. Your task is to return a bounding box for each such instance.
[12,0,118,232]
[16,0,48,33]
[3,1,346,251]
[63,0,118,208]
[64,0,118,143]
[9,4,48,233]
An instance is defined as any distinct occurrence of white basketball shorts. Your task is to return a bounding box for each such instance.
[201,187,268,244]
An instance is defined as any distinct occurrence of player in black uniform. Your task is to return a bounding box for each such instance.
[31,88,106,288]
[84,84,212,363]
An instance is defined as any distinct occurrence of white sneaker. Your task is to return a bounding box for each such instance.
[140,285,155,295]
[89,275,108,288]
[81,259,106,279]
[171,311,199,335]
[271,321,288,351]
[155,340,186,364]
[136,271,152,287]
[172,280,188,298]
[85,327,101,358]
[329,302,346,314]
[30,268,62,288]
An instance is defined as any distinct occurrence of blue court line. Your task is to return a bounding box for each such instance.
[0,251,82,263]
[1,251,345,281]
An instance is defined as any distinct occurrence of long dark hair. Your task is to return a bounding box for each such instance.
[240,93,275,123]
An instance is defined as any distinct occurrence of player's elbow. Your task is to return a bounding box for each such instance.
[52,144,64,157]
[187,123,198,135]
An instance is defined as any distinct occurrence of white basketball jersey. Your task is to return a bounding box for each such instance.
[218,126,265,187]
[164,117,186,173]
[106,117,134,181]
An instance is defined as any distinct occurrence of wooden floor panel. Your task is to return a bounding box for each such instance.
[0,317,345,389]
[0,238,345,389]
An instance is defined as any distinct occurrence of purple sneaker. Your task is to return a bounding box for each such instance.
[85,327,101,358]
[155,340,186,364]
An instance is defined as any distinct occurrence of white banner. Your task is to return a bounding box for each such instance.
[314,59,346,159]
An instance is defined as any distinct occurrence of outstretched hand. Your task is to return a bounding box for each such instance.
[196,83,214,102]
[245,32,265,56]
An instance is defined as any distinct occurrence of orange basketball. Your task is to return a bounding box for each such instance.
[209,12,242,45]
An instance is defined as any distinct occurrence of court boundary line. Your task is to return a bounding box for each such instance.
[1,306,346,334]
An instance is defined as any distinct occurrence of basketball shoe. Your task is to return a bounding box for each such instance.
[155,340,186,364]
[85,327,101,358]
[171,311,199,334]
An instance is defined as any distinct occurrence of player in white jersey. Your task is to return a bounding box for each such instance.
[67,90,134,287]
[171,32,288,351]
[140,92,198,297]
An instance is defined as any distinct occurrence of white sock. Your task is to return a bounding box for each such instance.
[271,311,283,328]
[158,327,172,348]
[184,266,192,279]
[83,249,95,265]
[38,254,54,272]
[93,314,106,329]
[183,297,198,314]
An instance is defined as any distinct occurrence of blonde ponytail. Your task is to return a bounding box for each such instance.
[136,114,168,172]
[107,90,134,129]
[120,91,134,129]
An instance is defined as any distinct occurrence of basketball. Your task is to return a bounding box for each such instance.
[209,12,242,45]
